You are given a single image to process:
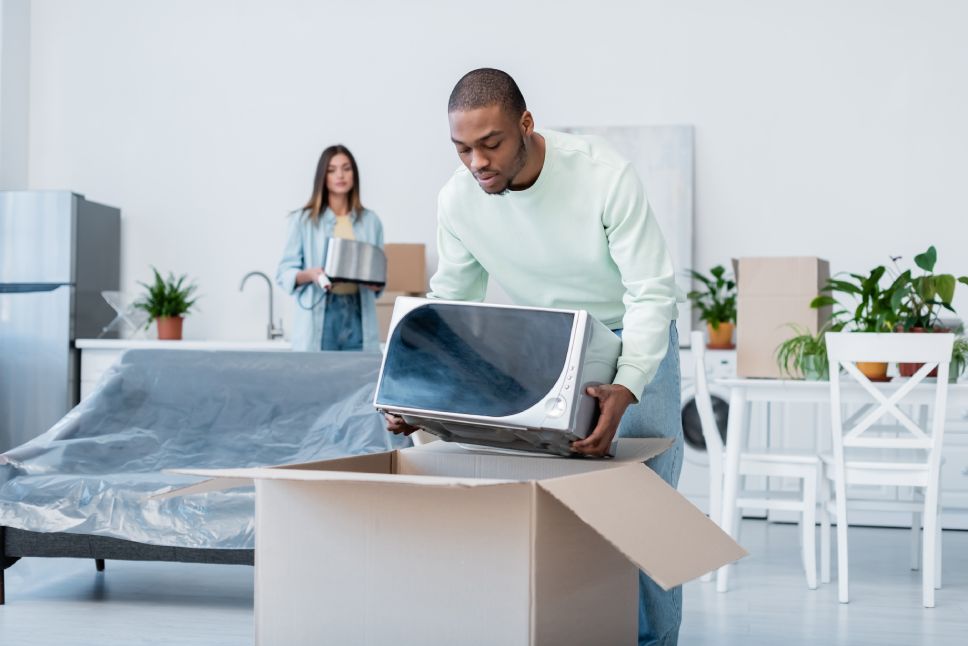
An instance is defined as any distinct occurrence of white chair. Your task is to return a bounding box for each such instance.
[691,331,820,591]
[820,332,953,607]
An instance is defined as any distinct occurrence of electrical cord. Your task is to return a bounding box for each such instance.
[296,281,328,311]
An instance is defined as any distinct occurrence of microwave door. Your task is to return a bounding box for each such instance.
[376,302,573,417]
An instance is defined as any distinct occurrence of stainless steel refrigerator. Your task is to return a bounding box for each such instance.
[0,191,120,452]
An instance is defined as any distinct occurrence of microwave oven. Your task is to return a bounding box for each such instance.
[373,297,621,456]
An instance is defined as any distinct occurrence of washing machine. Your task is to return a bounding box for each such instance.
[676,344,736,513]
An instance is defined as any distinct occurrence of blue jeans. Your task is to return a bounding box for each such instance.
[615,322,684,646]
[321,292,364,351]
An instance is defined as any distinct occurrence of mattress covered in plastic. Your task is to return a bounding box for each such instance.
[0,349,408,549]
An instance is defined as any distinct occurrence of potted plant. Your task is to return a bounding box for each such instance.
[810,265,904,382]
[775,324,829,381]
[890,246,968,376]
[687,265,737,349]
[134,267,199,340]
[951,336,968,384]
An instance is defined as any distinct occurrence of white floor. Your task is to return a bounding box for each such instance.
[680,521,968,645]
[1,521,966,645]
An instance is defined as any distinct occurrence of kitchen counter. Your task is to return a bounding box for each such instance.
[75,338,291,400]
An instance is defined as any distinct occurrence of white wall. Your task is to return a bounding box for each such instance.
[26,0,968,340]
[0,0,29,189]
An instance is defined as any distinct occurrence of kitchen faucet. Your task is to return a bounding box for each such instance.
[240,271,284,340]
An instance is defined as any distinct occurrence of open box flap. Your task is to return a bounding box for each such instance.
[155,450,400,499]
[157,439,677,500]
[537,463,747,589]
[408,437,674,464]
[396,437,674,481]
[157,458,517,500]
[152,477,252,500]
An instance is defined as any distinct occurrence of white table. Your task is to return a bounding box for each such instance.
[714,377,968,589]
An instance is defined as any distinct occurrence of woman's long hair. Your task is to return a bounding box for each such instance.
[302,144,364,225]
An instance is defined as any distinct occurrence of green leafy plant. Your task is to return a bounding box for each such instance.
[775,324,829,380]
[810,266,905,333]
[890,246,968,331]
[687,265,737,329]
[133,267,199,326]
[951,336,968,384]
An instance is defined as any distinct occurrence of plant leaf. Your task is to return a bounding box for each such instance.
[810,296,838,308]
[936,274,956,304]
[914,246,937,272]
[825,279,862,295]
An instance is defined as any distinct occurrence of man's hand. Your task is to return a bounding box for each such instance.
[571,384,637,457]
[385,413,419,436]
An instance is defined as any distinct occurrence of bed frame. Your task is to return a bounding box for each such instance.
[0,525,253,604]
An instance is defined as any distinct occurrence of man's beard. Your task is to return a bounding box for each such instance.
[486,136,528,196]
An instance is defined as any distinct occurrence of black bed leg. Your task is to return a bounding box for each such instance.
[1,525,6,605]
[95,559,105,572]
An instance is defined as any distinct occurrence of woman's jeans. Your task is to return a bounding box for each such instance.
[615,322,684,646]
[321,292,364,351]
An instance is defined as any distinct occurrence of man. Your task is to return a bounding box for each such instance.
[386,68,684,646]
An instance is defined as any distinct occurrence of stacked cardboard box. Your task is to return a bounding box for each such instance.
[378,243,427,341]
[735,257,831,378]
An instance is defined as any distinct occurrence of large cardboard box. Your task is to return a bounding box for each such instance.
[384,243,426,294]
[379,243,427,342]
[376,291,405,341]
[168,439,745,646]
[735,256,831,378]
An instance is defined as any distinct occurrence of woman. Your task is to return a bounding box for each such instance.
[277,145,384,352]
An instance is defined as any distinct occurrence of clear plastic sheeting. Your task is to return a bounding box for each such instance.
[0,349,409,549]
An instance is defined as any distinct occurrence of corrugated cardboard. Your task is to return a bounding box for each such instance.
[165,439,745,646]
[384,243,426,294]
[378,244,427,341]
[376,291,405,341]
[734,257,831,378]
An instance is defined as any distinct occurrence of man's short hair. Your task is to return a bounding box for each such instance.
[448,68,527,117]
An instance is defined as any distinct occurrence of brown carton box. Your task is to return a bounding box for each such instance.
[734,257,831,378]
[376,291,405,341]
[384,243,426,294]
[164,439,745,646]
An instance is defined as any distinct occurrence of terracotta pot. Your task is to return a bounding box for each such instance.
[707,322,735,349]
[897,327,947,378]
[156,316,184,340]
[856,361,889,382]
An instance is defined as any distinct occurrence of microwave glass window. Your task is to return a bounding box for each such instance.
[378,304,575,416]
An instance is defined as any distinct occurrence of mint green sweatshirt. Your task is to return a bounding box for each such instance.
[428,129,681,399]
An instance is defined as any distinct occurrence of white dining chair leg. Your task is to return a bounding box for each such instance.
[910,511,922,571]
[802,469,818,590]
[717,497,742,591]
[716,391,747,593]
[834,476,849,604]
[819,469,831,585]
[702,455,724,583]
[935,509,942,590]
[922,488,939,608]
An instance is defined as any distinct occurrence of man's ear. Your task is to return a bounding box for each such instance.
[520,110,535,137]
